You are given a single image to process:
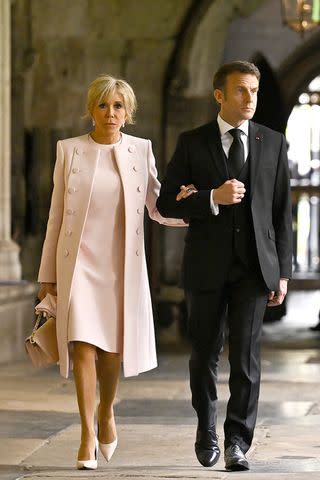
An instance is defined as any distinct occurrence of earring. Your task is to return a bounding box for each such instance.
[122,122,125,128]
[92,118,95,127]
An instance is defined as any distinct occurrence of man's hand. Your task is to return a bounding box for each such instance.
[176,184,198,201]
[267,278,288,307]
[212,179,246,205]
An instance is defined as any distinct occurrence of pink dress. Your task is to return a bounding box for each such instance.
[67,135,125,353]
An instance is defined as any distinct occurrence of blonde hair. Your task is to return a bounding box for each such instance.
[86,74,137,124]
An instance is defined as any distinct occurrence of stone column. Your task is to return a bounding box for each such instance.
[0,0,21,280]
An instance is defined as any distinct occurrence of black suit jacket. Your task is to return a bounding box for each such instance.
[157,120,293,291]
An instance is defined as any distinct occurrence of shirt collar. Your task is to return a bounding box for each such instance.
[217,115,249,137]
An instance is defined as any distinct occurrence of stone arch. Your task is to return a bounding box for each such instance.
[278,30,320,117]
[251,52,287,133]
[162,0,269,172]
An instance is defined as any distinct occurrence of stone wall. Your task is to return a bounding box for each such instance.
[12,0,315,289]
[11,0,194,279]
[20,0,192,138]
[0,283,38,363]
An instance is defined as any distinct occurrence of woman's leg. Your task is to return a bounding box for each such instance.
[96,350,121,443]
[73,341,97,460]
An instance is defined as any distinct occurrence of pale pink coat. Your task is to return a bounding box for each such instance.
[38,133,185,378]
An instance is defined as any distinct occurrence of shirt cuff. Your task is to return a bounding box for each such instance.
[210,189,219,215]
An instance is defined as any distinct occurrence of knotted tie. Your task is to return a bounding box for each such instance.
[228,128,244,179]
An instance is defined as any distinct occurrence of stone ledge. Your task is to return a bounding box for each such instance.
[0,281,37,304]
[0,282,38,363]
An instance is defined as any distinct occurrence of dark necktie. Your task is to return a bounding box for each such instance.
[228,128,244,179]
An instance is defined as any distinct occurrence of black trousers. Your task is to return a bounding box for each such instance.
[185,260,268,453]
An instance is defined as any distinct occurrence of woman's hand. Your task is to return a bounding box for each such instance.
[38,283,57,301]
[176,184,198,201]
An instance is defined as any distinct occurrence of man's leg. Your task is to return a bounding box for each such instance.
[185,288,227,466]
[224,271,268,453]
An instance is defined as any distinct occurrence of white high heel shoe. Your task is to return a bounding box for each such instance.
[76,437,98,470]
[97,421,118,462]
[99,437,118,462]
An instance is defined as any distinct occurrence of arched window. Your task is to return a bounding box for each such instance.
[287,75,320,184]
[287,75,320,274]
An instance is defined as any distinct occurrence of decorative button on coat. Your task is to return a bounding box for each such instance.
[137,208,142,214]
[128,145,135,153]
[72,167,80,174]
[137,186,142,192]
[64,249,69,257]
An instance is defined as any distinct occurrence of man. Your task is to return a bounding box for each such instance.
[157,61,292,471]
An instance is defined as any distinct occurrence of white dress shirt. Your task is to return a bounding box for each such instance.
[210,116,249,215]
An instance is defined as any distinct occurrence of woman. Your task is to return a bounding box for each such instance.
[38,74,195,469]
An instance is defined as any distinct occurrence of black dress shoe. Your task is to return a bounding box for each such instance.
[309,322,320,331]
[195,427,220,467]
[224,444,249,471]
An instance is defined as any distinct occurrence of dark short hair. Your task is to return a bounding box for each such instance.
[213,61,261,91]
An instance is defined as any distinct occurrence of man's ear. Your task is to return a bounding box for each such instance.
[214,88,223,105]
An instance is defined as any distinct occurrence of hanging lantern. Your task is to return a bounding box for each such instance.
[281,0,320,36]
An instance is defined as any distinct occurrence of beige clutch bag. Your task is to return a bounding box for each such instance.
[25,293,59,368]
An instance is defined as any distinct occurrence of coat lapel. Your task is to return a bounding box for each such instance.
[66,143,100,238]
[249,121,263,200]
[113,133,137,180]
[113,134,143,203]
[205,120,229,182]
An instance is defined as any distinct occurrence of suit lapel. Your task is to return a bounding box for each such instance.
[249,121,263,200]
[205,120,229,182]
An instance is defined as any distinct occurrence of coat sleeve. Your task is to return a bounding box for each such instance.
[156,134,212,219]
[272,134,293,279]
[145,140,187,227]
[38,141,65,282]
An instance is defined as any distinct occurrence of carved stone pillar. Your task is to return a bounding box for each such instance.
[0,0,22,280]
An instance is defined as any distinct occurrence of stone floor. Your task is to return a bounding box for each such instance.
[1,290,320,480]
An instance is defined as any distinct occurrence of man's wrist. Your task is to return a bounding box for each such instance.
[210,189,219,215]
[212,189,218,204]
